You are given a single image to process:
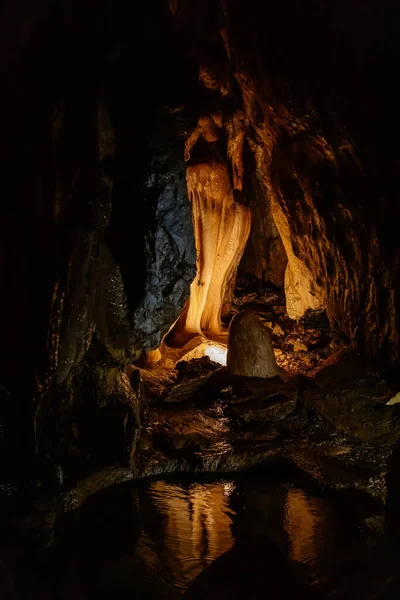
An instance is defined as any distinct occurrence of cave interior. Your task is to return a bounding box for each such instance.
[1,0,400,597]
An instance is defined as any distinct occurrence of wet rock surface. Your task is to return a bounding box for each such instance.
[230,390,297,423]
[4,348,399,561]
[129,351,395,509]
[11,285,396,552]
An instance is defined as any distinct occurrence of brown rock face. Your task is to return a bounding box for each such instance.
[227,311,281,379]
[239,174,287,288]
[171,0,400,370]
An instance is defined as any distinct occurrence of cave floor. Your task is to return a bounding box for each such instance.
[138,282,348,400]
[127,284,400,517]
[134,353,394,506]
[14,284,399,563]
[4,294,400,600]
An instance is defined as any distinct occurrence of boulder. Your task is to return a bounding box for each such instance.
[227,311,281,379]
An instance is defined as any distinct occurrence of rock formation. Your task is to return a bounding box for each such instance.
[227,311,281,379]
[169,0,400,369]
[184,160,251,337]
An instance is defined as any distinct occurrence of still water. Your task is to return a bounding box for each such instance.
[16,472,369,599]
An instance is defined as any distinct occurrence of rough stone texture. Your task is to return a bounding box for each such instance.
[227,311,282,378]
[163,375,213,404]
[154,407,230,452]
[231,395,297,424]
[2,0,400,523]
[229,380,298,423]
[91,242,139,363]
[50,179,139,386]
[302,353,400,445]
[239,174,287,288]
[133,151,196,351]
[36,97,196,482]
[13,351,396,550]
[172,0,400,370]
[35,361,141,490]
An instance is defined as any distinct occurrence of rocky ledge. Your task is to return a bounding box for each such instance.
[6,350,400,549]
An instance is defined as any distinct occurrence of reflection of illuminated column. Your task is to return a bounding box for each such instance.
[148,481,234,587]
[190,483,234,561]
[185,160,251,336]
[283,489,325,563]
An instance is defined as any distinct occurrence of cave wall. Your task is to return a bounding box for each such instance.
[239,172,287,288]
[0,0,196,485]
[172,0,400,369]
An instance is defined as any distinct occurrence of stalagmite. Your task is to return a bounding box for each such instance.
[183,159,251,337]
[227,310,281,379]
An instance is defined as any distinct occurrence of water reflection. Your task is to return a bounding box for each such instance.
[284,488,332,566]
[132,477,350,594]
[136,481,235,589]
[22,475,364,599]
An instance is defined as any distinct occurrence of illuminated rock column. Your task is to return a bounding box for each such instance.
[184,159,251,337]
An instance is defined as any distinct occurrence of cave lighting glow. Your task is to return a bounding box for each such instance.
[204,344,227,366]
[179,341,227,366]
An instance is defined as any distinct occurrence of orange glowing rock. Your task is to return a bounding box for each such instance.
[179,341,227,366]
[183,159,251,338]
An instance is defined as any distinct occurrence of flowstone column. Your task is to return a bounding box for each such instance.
[184,159,251,337]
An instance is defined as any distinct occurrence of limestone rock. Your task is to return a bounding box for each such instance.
[154,408,229,451]
[227,311,281,379]
[272,324,284,337]
[231,395,297,423]
[302,354,400,444]
[239,174,287,288]
[273,200,325,320]
[229,379,298,423]
[133,152,196,351]
[163,375,212,404]
[293,339,308,352]
[182,159,251,337]
[176,356,219,380]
